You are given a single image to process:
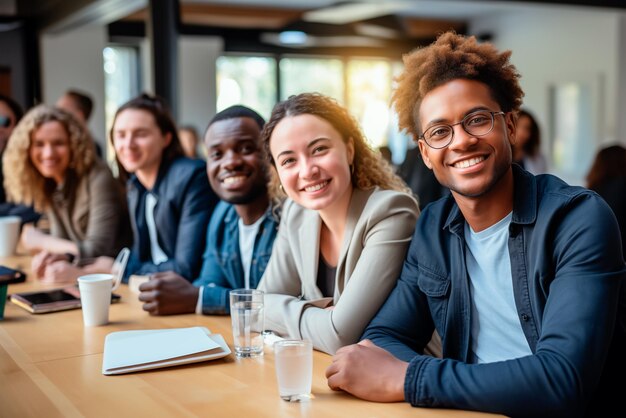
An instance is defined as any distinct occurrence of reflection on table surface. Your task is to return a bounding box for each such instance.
[0,254,502,418]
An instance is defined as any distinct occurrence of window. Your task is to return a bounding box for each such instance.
[347,59,392,149]
[216,56,276,120]
[103,45,140,165]
[549,75,603,185]
[216,54,405,162]
[280,57,344,102]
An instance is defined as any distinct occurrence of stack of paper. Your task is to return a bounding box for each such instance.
[102,326,231,375]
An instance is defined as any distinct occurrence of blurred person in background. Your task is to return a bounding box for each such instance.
[178,125,203,160]
[110,93,218,280]
[3,105,130,283]
[586,144,626,260]
[398,145,449,210]
[0,94,41,224]
[377,145,395,169]
[56,89,103,157]
[0,94,22,160]
[512,108,547,174]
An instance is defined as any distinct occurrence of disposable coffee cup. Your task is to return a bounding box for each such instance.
[76,248,129,327]
[78,274,114,326]
[0,216,21,257]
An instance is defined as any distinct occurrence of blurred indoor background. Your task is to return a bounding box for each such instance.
[1,0,626,185]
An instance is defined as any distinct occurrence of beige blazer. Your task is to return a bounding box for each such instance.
[48,160,131,259]
[258,187,419,354]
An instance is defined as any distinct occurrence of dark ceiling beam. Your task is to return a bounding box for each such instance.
[25,0,146,34]
[108,20,146,39]
[110,20,431,59]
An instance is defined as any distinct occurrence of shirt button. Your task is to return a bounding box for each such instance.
[521,313,530,321]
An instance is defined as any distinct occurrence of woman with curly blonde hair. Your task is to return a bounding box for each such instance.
[3,105,131,283]
[257,92,419,354]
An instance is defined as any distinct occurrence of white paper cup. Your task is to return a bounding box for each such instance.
[0,216,21,257]
[77,274,113,326]
[274,339,313,402]
[229,289,264,358]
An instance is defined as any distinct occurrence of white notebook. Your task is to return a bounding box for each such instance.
[102,326,231,375]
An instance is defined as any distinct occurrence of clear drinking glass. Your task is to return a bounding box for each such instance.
[229,289,264,358]
[274,339,313,402]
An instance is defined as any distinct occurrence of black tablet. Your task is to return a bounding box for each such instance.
[9,287,121,314]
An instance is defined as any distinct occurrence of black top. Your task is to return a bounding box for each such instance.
[316,254,336,298]
[591,176,626,260]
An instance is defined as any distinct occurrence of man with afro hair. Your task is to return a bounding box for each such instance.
[326,31,626,418]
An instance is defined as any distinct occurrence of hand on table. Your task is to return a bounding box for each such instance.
[325,339,408,402]
[41,260,81,284]
[84,256,114,273]
[31,251,72,279]
[138,272,199,315]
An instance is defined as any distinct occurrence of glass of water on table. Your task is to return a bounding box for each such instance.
[274,339,313,402]
[229,289,264,358]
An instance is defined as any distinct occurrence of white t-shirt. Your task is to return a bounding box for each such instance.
[464,212,532,363]
[238,214,266,289]
[145,193,168,265]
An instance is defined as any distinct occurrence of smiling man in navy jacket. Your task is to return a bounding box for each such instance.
[326,32,626,418]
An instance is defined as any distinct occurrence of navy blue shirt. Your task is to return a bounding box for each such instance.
[125,157,218,281]
[363,165,626,417]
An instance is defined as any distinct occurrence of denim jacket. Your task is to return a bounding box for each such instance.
[194,201,279,314]
[125,157,218,281]
[363,165,626,417]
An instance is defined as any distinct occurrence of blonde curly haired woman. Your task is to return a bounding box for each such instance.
[257,92,420,354]
[3,105,131,283]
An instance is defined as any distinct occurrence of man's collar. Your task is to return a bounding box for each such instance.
[127,157,177,194]
[510,164,537,225]
[444,164,538,232]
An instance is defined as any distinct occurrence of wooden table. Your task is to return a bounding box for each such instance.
[0,255,501,418]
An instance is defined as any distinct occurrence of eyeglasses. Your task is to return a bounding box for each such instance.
[0,115,11,128]
[418,110,506,149]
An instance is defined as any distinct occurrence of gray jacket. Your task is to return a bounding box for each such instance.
[258,187,419,354]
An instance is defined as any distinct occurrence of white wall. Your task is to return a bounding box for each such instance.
[177,36,224,141]
[40,30,223,155]
[470,6,626,184]
[41,25,107,150]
